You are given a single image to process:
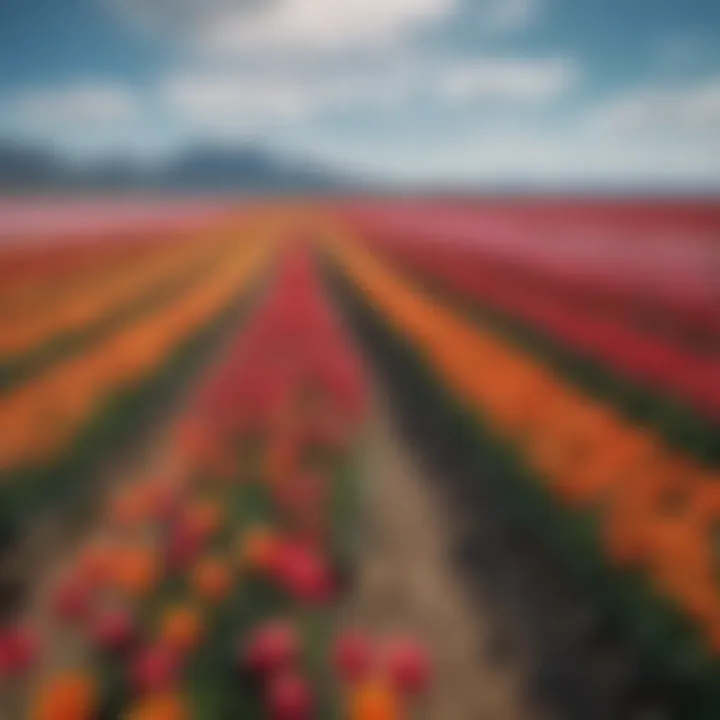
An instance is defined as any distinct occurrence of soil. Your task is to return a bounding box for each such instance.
[332,274,682,720]
[0,264,669,720]
[5,387,545,720]
[344,395,541,720]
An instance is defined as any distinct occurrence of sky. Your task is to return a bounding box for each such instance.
[0,0,719,189]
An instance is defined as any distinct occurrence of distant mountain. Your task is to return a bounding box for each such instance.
[158,144,343,191]
[0,142,70,188]
[0,140,352,192]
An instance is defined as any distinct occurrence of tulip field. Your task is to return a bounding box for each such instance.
[0,198,718,719]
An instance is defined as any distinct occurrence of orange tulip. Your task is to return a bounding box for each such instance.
[159,604,203,654]
[202,442,238,482]
[331,233,719,642]
[32,672,97,720]
[0,236,272,474]
[114,546,160,598]
[192,556,233,602]
[237,527,282,573]
[79,542,117,587]
[689,478,720,526]
[265,436,298,485]
[702,603,720,654]
[110,486,151,528]
[175,419,208,461]
[184,500,224,541]
[127,692,189,720]
[349,680,404,720]
[680,578,717,626]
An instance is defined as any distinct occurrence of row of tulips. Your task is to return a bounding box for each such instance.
[2,243,431,719]
[0,226,235,366]
[0,225,275,541]
[340,201,720,346]
[0,233,173,305]
[360,230,720,425]
[326,231,719,688]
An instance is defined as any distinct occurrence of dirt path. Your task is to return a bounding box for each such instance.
[344,397,542,720]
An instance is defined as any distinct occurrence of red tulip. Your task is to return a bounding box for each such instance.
[306,420,347,452]
[1,625,40,674]
[0,636,11,678]
[149,482,181,521]
[333,630,373,683]
[90,608,135,652]
[131,645,180,693]
[266,669,313,720]
[53,579,91,622]
[384,638,431,695]
[166,525,202,571]
[78,544,115,588]
[242,621,299,675]
[274,545,333,603]
[280,472,327,513]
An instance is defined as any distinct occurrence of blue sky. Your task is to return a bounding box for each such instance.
[1,0,719,188]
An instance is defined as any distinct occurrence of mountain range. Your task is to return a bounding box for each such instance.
[0,140,354,193]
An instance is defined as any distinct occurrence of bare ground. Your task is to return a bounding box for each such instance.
[3,367,547,718]
[8,394,546,719]
[343,398,542,720]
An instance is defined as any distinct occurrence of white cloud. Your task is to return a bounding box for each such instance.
[204,0,456,53]
[299,127,720,189]
[162,68,406,132]
[477,0,541,33]
[11,83,138,128]
[114,0,459,54]
[459,135,720,186]
[112,0,542,57]
[111,0,559,140]
[161,54,578,134]
[586,77,720,138]
[165,76,308,123]
[438,58,577,104]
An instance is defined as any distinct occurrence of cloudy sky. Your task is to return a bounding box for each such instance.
[1,0,719,188]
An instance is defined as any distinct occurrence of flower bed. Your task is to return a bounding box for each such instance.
[0,223,274,544]
[4,244,431,720]
[326,230,720,717]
